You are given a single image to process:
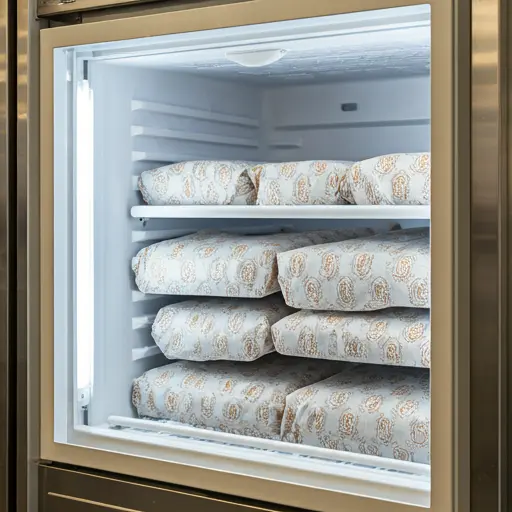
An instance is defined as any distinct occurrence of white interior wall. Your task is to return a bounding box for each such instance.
[89,62,430,426]
[90,62,264,424]
[262,76,430,162]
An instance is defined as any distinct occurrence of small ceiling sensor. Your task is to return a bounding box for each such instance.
[225,49,287,68]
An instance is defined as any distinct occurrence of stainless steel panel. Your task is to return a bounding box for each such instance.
[16,0,29,499]
[18,0,44,508]
[37,0,250,19]
[79,0,254,24]
[43,498,114,512]
[38,464,304,512]
[509,3,512,509]
[454,1,471,508]
[471,0,508,510]
[0,0,14,507]
[38,0,159,17]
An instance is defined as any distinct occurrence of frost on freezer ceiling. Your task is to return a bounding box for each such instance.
[110,25,431,84]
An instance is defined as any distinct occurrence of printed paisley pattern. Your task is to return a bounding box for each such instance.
[132,354,342,438]
[277,227,430,311]
[133,228,375,298]
[249,161,353,205]
[152,295,294,362]
[281,364,430,464]
[348,153,431,205]
[136,154,430,207]
[138,161,257,206]
[271,308,430,368]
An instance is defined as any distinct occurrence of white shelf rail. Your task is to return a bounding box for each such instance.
[131,204,431,220]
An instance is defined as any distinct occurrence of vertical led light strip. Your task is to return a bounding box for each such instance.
[75,75,94,410]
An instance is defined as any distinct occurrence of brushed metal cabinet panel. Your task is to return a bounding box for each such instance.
[0,0,15,505]
[471,0,509,510]
[43,496,121,512]
[18,0,45,509]
[39,464,304,512]
[37,0,248,19]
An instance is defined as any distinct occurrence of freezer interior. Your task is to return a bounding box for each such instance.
[52,4,432,506]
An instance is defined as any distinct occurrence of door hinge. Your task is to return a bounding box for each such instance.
[83,60,89,81]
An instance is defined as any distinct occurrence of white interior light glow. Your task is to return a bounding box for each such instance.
[75,77,95,397]
[225,49,287,67]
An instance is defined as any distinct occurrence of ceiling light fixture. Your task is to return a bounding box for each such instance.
[225,49,287,68]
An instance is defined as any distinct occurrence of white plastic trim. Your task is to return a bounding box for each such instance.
[132,151,206,163]
[273,118,431,130]
[131,229,193,243]
[130,204,431,220]
[132,100,260,128]
[131,126,259,148]
[73,423,430,507]
[131,290,167,302]
[53,48,73,442]
[108,415,429,475]
[132,314,156,330]
[131,346,162,361]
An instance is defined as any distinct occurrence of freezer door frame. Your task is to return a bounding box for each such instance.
[39,0,470,511]
[37,0,185,18]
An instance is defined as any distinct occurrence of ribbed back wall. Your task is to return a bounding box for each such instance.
[263,76,430,162]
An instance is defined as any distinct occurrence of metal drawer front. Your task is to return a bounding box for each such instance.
[39,464,305,512]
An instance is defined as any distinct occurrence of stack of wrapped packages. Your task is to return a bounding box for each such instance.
[131,153,431,464]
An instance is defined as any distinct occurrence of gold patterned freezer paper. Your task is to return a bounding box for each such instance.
[249,161,353,205]
[348,153,430,205]
[152,295,294,362]
[132,354,342,438]
[138,161,257,206]
[281,364,430,464]
[272,308,430,368]
[277,227,430,311]
[133,228,376,298]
